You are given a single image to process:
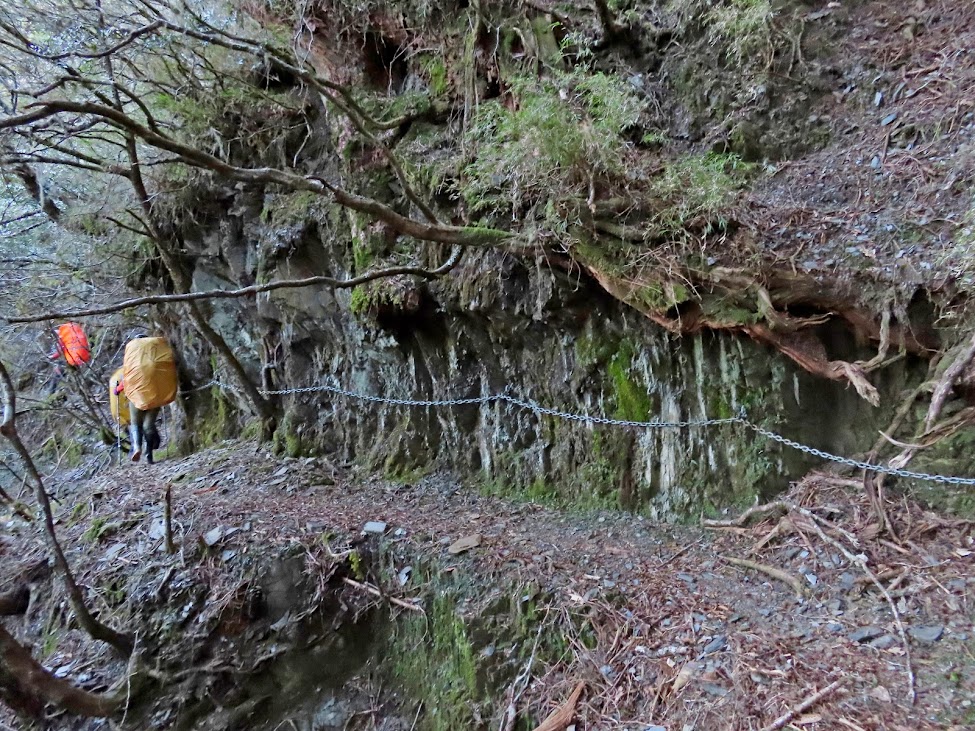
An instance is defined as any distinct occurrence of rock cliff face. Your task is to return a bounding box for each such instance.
[176,214,913,518]
[153,0,973,516]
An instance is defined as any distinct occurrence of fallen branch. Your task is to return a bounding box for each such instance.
[702,500,789,528]
[530,681,585,731]
[721,556,809,597]
[659,540,700,567]
[341,577,424,613]
[758,678,847,731]
[802,510,860,550]
[750,516,795,554]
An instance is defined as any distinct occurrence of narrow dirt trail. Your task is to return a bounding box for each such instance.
[2,442,973,729]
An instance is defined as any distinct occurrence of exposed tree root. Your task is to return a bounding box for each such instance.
[923,331,975,432]
[720,555,808,597]
[857,304,892,371]
[580,261,939,403]
[866,330,975,534]
[702,500,789,528]
[341,577,424,613]
[0,624,148,720]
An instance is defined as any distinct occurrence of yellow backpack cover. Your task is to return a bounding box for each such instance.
[109,367,130,426]
[122,337,177,411]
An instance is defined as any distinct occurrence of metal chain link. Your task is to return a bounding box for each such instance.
[177,379,223,395]
[743,422,975,486]
[495,394,743,428]
[182,378,975,486]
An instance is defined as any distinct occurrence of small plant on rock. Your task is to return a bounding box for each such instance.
[462,68,644,215]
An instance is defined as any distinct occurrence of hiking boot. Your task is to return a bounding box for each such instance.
[145,432,160,465]
[128,425,143,462]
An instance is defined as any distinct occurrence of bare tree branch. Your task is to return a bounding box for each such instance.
[0,359,133,658]
[2,154,120,174]
[165,12,442,220]
[5,248,462,323]
[43,20,164,62]
[0,100,512,247]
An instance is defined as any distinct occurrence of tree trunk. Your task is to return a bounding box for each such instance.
[0,622,121,719]
[0,586,29,616]
[0,360,134,658]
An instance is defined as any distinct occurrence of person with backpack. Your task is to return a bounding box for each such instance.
[46,322,92,393]
[48,323,92,368]
[113,336,177,464]
[113,377,160,463]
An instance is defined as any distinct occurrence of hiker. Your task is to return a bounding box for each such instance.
[114,376,160,463]
[48,323,92,368]
[46,322,91,393]
[112,336,178,464]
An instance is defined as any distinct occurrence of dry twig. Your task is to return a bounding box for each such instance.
[750,516,795,554]
[702,500,789,528]
[758,678,847,731]
[341,577,424,613]
[6,250,464,324]
[164,483,176,554]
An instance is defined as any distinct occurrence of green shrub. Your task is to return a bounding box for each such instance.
[462,69,643,213]
[707,0,774,66]
[652,152,752,235]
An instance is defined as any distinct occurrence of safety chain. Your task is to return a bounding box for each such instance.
[177,378,975,486]
[177,379,223,394]
[743,422,975,486]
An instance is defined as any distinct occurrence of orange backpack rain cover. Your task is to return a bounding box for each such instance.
[109,367,130,426]
[57,323,91,367]
[122,338,178,411]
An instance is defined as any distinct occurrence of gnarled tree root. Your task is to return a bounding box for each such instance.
[0,623,146,720]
